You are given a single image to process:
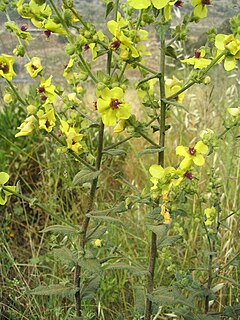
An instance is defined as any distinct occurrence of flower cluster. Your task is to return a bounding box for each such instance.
[149,139,208,224]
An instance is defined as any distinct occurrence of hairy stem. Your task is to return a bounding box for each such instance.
[144,19,167,320]
[74,121,104,316]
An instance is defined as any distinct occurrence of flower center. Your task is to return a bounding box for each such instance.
[0,61,9,74]
[110,98,122,109]
[175,1,184,7]
[21,25,28,31]
[38,86,45,93]
[188,147,196,156]
[110,40,121,50]
[202,0,211,5]
[83,44,90,51]
[31,64,39,71]
[194,50,201,58]
[184,171,193,180]
[44,30,52,38]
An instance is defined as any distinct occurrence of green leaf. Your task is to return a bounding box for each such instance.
[30,284,77,296]
[148,286,175,305]
[139,147,165,156]
[133,286,145,314]
[106,262,148,275]
[53,246,77,267]
[40,225,78,235]
[72,169,100,186]
[81,275,101,300]
[105,1,114,18]
[165,45,178,59]
[102,149,126,156]
[146,224,168,238]
[86,226,107,241]
[86,214,123,224]
[79,256,101,273]
[158,235,182,248]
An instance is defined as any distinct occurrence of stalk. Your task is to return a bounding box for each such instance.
[144,19,167,320]
[74,121,105,316]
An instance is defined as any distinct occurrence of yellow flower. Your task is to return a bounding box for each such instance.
[176,140,209,169]
[60,119,83,154]
[97,87,131,126]
[0,55,16,81]
[114,120,126,133]
[93,239,102,248]
[165,76,185,103]
[191,0,211,19]
[15,115,37,137]
[37,109,56,132]
[3,93,13,104]
[215,34,240,71]
[227,107,240,117]
[181,48,211,69]
[161,203,171,224]
[38,75,56,105]
[0,172,16,205]
[25,57,43,78]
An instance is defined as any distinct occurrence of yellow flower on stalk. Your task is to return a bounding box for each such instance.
[38,75,57,105]
[215,34,240,71]
[0,55,16,81]
[181,48,211,69]
[128,0,175,10]
[176,140,208,169]
[204,207,216,226]
[0,172,16,205]
[227,107,240,117]
[93,239,102,248]
[5,21,34,43]
[25,57,43,78]
[191,0,212,19]
[15,115,37,137]
[108,14,139,59]
[60,120,83,154]
[161,203,171,224]
[3,93,13,104]
[149,164,176,192]
[97,87,131,126]
[37,108,56,132]
[114,120,126,133]
[165,76,185,103]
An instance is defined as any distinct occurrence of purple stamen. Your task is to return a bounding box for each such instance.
[83,44,90,51]
[188,147,196,156]
[184,171,193,180]
[202,0,211,5]
[38,87,45,93]
[110,40,121,50]
[194,50,201,58]
[21,25,28,32]
[41,95,47,101]
[110,99,121,109]
[44,30,52,38]
[175,1,184,7]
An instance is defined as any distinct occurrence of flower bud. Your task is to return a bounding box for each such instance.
[65,43,76,55]
[3,93,13,104]
[13,44,25,57]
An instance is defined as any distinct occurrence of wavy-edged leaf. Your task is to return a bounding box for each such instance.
[72,169,100,186]
[86,226,107,241]
[86,214,123,224]
[102,149,126,156]
[106,262,148,275]
[79,256,101,273]
[139,147,164,156]
[40,225,78,235]
[81,275,101,300]
[146,224,168,238]
[30,284,77,296]
[53,246,77,267]
[158,235,182,248]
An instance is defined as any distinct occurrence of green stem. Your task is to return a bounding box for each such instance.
[6,80,27,107]
[75,121,105,317]
[2,186,55,217]
[114,0,120,21]
[77,53,98,83]
[145,18,167,320]
[135,62,158,75]
[103,133,135,151]
[167,51,226,101]
[49,132,96,171]
[48,0,72,37]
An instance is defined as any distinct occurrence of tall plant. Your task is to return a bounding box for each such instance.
[1,0,240,319]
